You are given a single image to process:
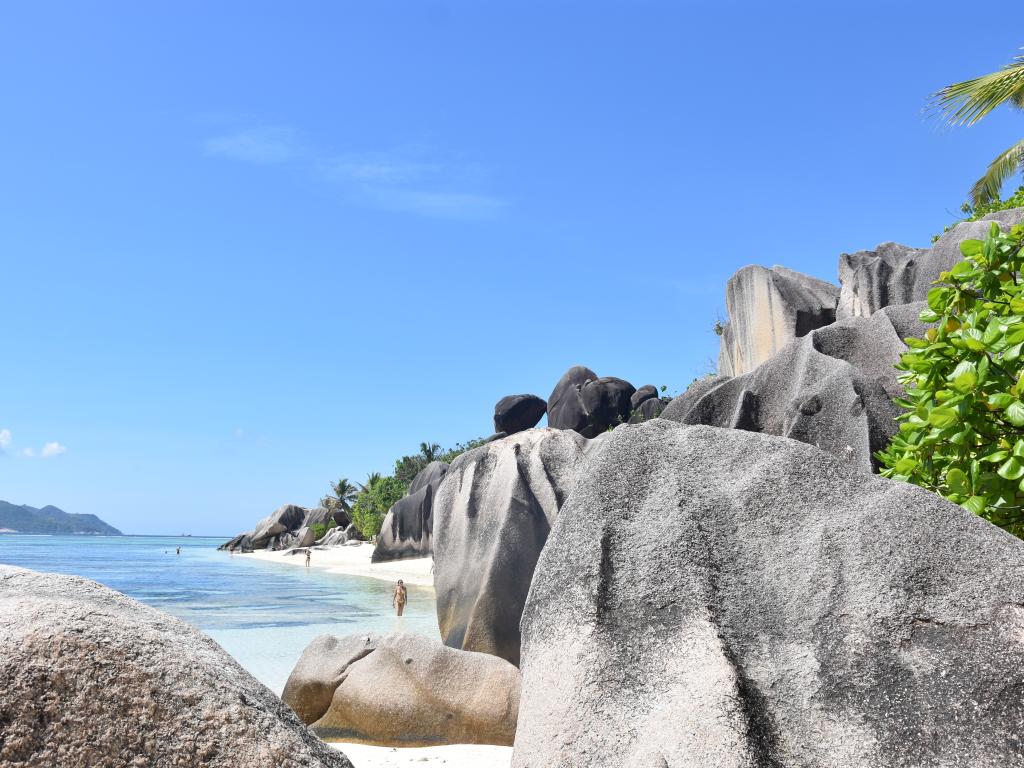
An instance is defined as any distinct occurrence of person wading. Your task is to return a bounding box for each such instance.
[305,549,311,567]
[393,579,407,617]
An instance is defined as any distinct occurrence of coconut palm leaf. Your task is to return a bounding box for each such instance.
[970,138,1024,205]
[932,53,1024,126]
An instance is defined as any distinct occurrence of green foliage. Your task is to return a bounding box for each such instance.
[878,222,1024,537]
[310,519,338,541]
[438,437,487,464]
[350,475,407,539]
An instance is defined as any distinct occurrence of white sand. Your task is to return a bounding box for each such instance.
[238,542,434,587]
[332,743,512,767]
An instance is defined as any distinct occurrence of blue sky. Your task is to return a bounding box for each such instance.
[2,2,1021,535]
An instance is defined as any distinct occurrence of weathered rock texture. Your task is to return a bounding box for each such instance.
[514,420,1024,767]
[433,428,598,666]
[838,208,1024,319]
[371,461,449,563]
[546,365,598,433]
[663,303,926,471]
[718,265,840,377]
[630,384,659,411]
[546,366,637,438]
[284,633,519,747]
[493,394,547,435]
[0,565,352,768]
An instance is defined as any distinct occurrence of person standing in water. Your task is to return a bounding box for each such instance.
[305,549,311,567]
[176,547,180,555]
[393,579,407,616]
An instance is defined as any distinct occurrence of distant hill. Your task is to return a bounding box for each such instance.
[0,501,122,535]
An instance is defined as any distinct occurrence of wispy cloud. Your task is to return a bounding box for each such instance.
[203,127,505,219]
[40,441,67,458]
[203,127,298,165]
[0,429,10,453]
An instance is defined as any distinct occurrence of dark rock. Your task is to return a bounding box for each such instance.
[433,428,598,666]
[493,394,547,435]
[661,305,926,471]
[628,396,666,424]
[372,461,450,563]
[218,533,252,551]
[719,265,840,377]
[302,506,332,528]
[0,565,353,768]
[251,504,307,545]
[629,385,659,411]
[578,377,636,437]
[284,633,519,747]
[343,523,363,542]
[546,365,598,432]
[516,420,1024,767]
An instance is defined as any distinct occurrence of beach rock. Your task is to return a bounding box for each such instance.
[318,527,348,547]
[0,565,352,768]
[514,420,1024,767]
[343,523,363,542]
[493,394,547,435]
[661,305,922,471]
[545,365,598,432]
[285,633,519,747]
[372,461,450,563]
[302,507,333,528]
[579,377,636,436]
[838,208,1024,319]
[219,533,252,551]
[251,504,308,545]
[295,526,316,548]
[718,265,840,377]
[628,395,667,423]
[630,384,659,411]
[433,428,597,665]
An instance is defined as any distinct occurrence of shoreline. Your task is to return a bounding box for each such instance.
[236,542,434,588]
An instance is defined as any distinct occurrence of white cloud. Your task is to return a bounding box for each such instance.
[0,429,10,452]
[203,127,298,164]
[18,447,34,458]
[40,442,67,458]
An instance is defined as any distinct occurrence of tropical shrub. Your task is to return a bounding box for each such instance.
[310,519,337,541]
[350,475,407,539]
[878,222,1024,537]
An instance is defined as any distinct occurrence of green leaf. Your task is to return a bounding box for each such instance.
[1007,401,1024,427]
[962,328,987,351]
[927,287,949,312]
[960,240,983,258]
[963,496,987,515]
[950,260,975,277]
[989,393,1015,408]
[946,468,969,493]
[1011,297,1024,314]
[919,309,941,323]
[894,458,918,474]
[950,361,978,393]
[999,456,1024,480]
[927,407,959,428]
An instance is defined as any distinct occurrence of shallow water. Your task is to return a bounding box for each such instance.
[0,534,438,693]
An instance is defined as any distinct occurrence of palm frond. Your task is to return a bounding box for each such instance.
[970,137,1024,205]
[932,53,1024,126]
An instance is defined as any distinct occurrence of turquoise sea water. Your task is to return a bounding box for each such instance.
[0,534,438,693]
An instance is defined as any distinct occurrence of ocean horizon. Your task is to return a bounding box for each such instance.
[0,534,437,694]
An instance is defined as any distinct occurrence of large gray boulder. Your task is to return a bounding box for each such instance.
[0,565,352,768]
[371,461,449,563]
[433,428,598,666]
[251,504,308,546]
[838,208,1024,319]
[493,394,547,435]
[514,421,1024,767]
[284,633,519,747]
[662,304,926,471]
[718,265,839,377]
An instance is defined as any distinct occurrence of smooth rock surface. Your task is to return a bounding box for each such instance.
[285,633,520,748]
[0,565,352,768]
[718,265,839,377]
[433,428,598,665]
[663,306,922,471]
[493,394,547,435]
[837,208,1024,319]
[628,395,668,423]
[515,421,1024,767]
[630,384,659,411]
[545,365,597,433]
[579,376,636,436]
[372,461,449,563]
[252,504,308,546]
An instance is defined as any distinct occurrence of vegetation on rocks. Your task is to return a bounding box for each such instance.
[879,222,1024,536]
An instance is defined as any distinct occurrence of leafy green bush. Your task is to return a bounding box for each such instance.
[350,475,407,539]
[310,519,337,541]
[878,221,1024,536]
[933,186,1024,242]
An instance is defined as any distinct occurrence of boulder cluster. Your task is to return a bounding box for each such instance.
[219,503,360,554]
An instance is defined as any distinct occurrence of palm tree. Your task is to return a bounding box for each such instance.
[330,478,359,513]
[361,472,382,492]
[932,50,1024,205]
[419,442,441,463]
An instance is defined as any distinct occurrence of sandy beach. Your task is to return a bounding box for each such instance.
[332,743,512,767]
[239,542,434,587]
